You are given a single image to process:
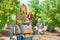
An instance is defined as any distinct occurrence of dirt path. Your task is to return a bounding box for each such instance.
[33,32,60,40]
[0,36,10,40]
[0,32,60,40]
[33,35,60,40]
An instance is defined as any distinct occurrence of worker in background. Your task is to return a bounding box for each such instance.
[26,12,33,26]
[36,18,46,34]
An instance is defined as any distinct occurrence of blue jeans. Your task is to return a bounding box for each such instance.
[26,21,32,26]
[18,23,24,34]
[10,24,16,39]
[10,23,24,39]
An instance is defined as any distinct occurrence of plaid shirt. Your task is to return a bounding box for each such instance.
[36,22,44,29]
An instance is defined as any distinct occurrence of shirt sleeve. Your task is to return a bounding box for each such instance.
[27,14,29,18]
[39,23,42,27]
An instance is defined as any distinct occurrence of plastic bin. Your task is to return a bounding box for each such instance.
[33,30,38,35]
[23,37,32,40]
[17,35,23,40]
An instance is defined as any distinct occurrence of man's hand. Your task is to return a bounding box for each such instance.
[34,27,39,30]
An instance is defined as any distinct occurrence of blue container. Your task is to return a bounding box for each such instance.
[33,30,38,35]
[17,35,23,40]
[23,37,32,40]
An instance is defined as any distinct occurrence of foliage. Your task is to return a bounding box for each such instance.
[0,0,20,29]
[28,0,40,26]
[29,0,60,27]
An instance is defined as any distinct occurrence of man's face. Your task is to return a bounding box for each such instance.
[29,12,32,14]
[38,20,40,23]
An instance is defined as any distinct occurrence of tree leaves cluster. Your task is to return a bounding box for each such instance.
[29,0,60,27]
[0,0,20,29]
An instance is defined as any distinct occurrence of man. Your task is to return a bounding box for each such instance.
[10,14,16,40]
[10,4,27,40]
[36,18,46,34]
[27,12,33,26]
[16,4,27,34]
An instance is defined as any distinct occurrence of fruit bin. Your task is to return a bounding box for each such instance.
[23,37,32,40]
[22,33,33,40]
[22,33,33,38]
[17,35,23,40]
[33,30,38,35]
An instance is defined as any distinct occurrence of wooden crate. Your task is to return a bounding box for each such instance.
[23,25,32,33]
[2,30,10,36]
[0,31,3,37]
[14,25,32,34]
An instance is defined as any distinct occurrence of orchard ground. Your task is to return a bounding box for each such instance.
[0,32,60,40]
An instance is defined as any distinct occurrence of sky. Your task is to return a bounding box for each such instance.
[19,0,45,5]
[19,0,29,5]
[19,0,45,12]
